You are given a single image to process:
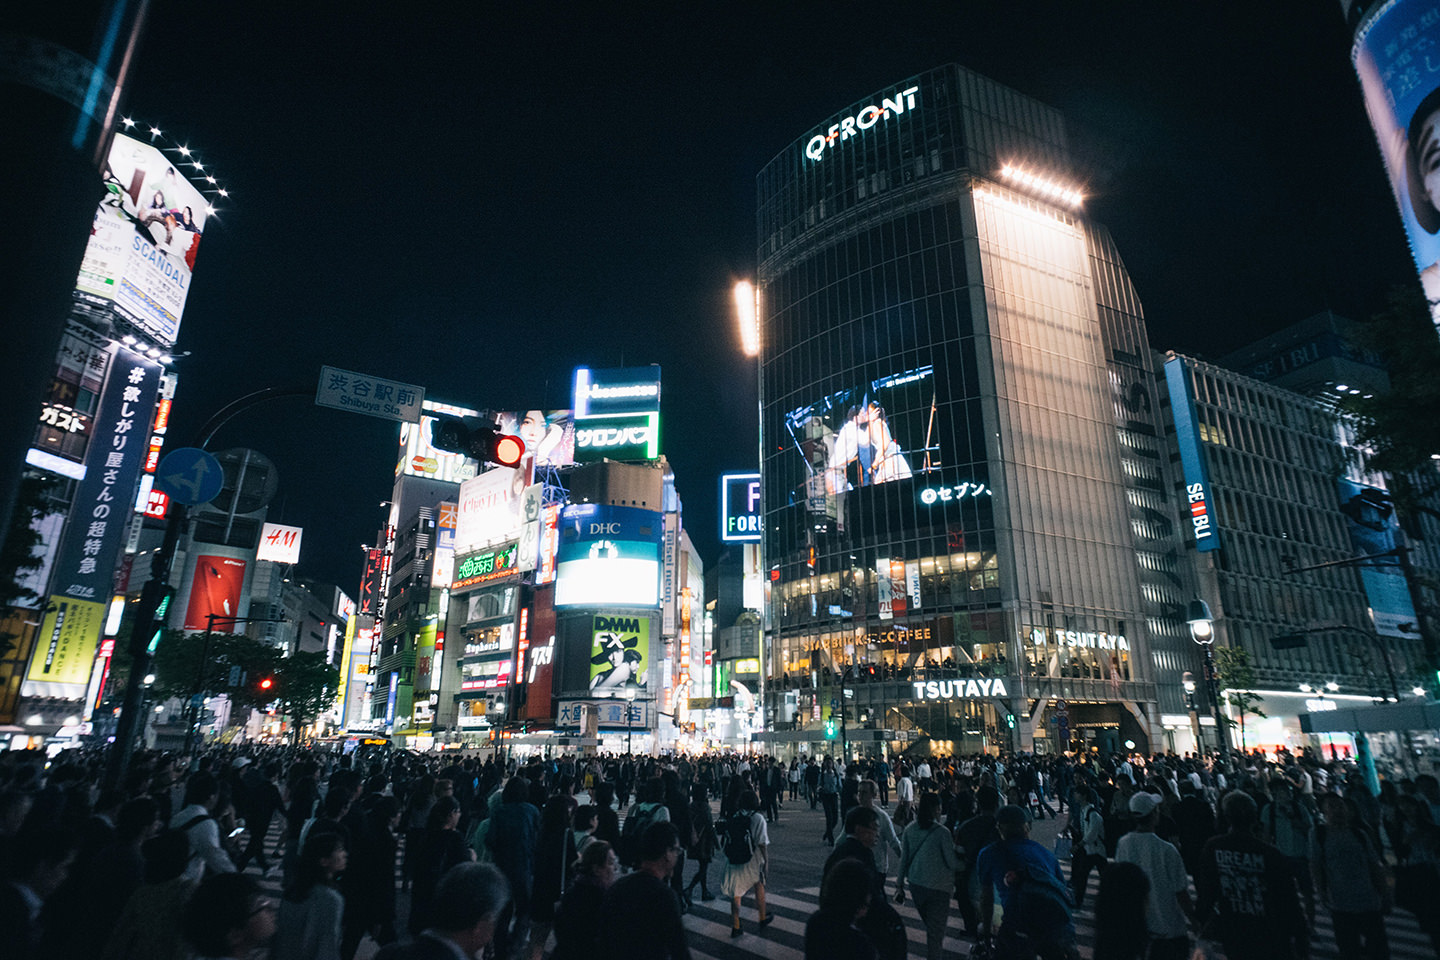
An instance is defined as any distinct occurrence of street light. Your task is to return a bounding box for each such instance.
[1186,599,1228,757]
[624,681,638,756]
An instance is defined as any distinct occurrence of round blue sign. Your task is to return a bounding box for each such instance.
[154,447,225,506]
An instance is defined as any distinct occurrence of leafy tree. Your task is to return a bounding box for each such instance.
[1215,646,1266,752]
[0,476,60,658]
[150,630,281,713]
[274,650,339,743]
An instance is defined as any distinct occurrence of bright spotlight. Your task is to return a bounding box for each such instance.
[734,280,759,358]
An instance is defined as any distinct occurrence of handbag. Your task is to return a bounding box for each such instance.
[1052,834,1072,860]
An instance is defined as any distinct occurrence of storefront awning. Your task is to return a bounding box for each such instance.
[1300,702,1440,734]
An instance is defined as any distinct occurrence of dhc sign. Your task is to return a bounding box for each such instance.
[806,86,920,161]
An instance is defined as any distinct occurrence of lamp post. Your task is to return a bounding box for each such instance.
[1187,599,1228,758]
[624,681,638,756]
[1182,671,1201,753]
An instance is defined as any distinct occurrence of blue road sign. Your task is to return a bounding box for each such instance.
[155,447,224,506]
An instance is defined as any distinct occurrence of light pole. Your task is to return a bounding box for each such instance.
[625,681,638,756]
[1182,671,1201,753]
[1187,599,1228,758]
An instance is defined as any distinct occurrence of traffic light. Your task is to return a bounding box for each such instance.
[1006,714,1016,729]
[429,416,525,467]
[824,718,837,739]
[258,677,273,691]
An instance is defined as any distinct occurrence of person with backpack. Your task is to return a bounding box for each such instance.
[621,777,670,869]
[1069,782,1106,909]
[976,804,1075,960]
[168,771,235,882]
[719,790,770,938]
[895,792,958,960]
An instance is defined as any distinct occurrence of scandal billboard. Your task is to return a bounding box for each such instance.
[77,132,212,345]
[1351,1,1440,325]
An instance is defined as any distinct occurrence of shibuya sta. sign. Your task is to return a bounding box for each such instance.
[912,677,1008,701]
[806,86,920,161]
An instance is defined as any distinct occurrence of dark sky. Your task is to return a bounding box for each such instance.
[120,1,1417,594]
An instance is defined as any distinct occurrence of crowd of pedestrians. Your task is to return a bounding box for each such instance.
[0,742,1433,960]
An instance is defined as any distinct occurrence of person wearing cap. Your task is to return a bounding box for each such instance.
[975,804,1073,960]
[1116,790,1194,960]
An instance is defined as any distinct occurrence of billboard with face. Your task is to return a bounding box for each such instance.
[590,614,650,693]
[785,366,937,499]
[455,466,530,555]
[77,132,211,345]
[492,410,575,467]
[1351,1,1440,325]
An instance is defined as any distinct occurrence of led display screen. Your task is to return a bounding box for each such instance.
[589,614,650,693]
[554,504,662,607]
[785,366,938,499]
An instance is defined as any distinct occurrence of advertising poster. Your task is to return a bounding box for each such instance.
[183,555,248,631]
[572,366,662,417]
[1162,356,1221,551]
[78,133,211,345]
[554,504,662,607]
[590,614,650,693]
[455,465,529,555]
[537,504,561,585]
[431,501,457,588]
[493,410,576,467]
[1351,1,1440,324]
[23,597,108,697]
[523,590,557,720]
[396,408,480,482]
[413,620,438,693]
[255,522,303,564]
[1336,478,1418,638]
[785,366,937,499]
[358,548,383,616]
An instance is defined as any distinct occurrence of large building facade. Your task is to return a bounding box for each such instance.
[757,66,1189,756]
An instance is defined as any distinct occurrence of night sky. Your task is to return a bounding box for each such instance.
[116,1,1418,595]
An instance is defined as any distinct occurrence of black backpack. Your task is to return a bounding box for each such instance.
[723,812,754,865]
[620,803,658,867]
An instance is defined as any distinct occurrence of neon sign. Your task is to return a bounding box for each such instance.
[806,86,919,161]
[912,677,1009,701]
[918,481,990,505]
[452,543,518,589]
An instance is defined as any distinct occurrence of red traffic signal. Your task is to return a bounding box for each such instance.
[488,433,525,467]
[259,677,273,690]
[430,417,526,468]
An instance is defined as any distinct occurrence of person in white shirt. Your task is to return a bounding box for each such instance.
[1069,783,1107,909]
[1116,791,1194,960]
[894,769,916,828]
[915,760,933,791]
[170,771,236,882]
[859,780,902,890]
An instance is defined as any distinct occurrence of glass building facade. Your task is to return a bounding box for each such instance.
[757,65,1183,756]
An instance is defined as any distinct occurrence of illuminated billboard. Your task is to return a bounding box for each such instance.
[492,410,575,467]
[396,402,481,482]
[1162,357,1220,552]
[590,614,650,693]
[720,472,762,542]
[77,132,212,345]
[431,501,457,588]
[183,555,248,631]
[785,366,937,498]
[1350,1,1440,326]
[1336,479,1417,639]
[453,543,519,590]
[455,466,529,555]
[572,366,662,417]
[554,504,662,607]
[573,411,660,462]
[256,522,303,564]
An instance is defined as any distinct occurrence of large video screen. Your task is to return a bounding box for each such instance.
[554,504,662,607]
[492,410,575,467]
[785,366,937,496]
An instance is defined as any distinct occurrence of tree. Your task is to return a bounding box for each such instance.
[0,476,60,658]
[274,650,338,743]
[150,630,281,713]
[1215,646,1266,753]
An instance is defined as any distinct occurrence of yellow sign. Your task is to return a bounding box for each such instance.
[26,597,107,694]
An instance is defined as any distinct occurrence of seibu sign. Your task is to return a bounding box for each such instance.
[912,677,1008,701]
[806,86,920,161]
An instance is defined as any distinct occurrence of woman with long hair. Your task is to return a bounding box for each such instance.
[551,841,620,960]
[529,794,579,960]
[1092,861,1150,960]
[272,831,347,960]
[408,796,473,936]
[683,780,718,903]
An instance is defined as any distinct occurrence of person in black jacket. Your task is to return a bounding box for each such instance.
[409,797,475,935]
[529,795,578,960]
[374,863,509,960]
[823,806,904,960]
[342,796,400,959]
[682,782,717,903]
[596,822,689,960]
[806,857,878,960]
[551,841,618,960]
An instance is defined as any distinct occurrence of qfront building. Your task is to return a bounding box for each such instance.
[756,65,1196,756]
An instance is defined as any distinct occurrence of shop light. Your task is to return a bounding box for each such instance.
[998,164,1084,207]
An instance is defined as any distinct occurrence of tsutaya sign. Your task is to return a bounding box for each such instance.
[912,677,1008,701]
[806,85,920,161]
[1029,627,1130,651]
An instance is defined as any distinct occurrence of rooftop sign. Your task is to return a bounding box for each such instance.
[805,86,920,162]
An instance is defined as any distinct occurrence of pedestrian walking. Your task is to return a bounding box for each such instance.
[976,805,1074,960]
[683,781,717,903]
[273,831,347,960]
[551,841,618,960]
[819,758,841,845]
[895,793,958,960]
[180,873,276,960]
[806,857,879,960]
[373,863,510,960]
[720,790,771,938]
[1092,860,1150,960]
[1115,792,1193,960]
[1195,791,1306,960]
[1069,782,1107,909]
[1312,792,1391,960]
[596,821,691,960]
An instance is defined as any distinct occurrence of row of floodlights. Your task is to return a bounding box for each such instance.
[120,334,177,364]
[998,164,1083,207]
[120,117,228,216]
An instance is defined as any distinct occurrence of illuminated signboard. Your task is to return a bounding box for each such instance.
[452,543,519,590]
[918,481,990,505]
[1162,356,1220,551]
[396,401,480,482]
[805,85,919,162]
[255,522,303,564]
[572,366,662,417]
[554,504,662,607]
[573,411,660,463]
[911,677,1009,701]
[1028,627,1130,651]
[590,614,650,693]
[455,468,524,554]
[721,472,762,542]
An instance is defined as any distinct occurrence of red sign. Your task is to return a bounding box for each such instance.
[183,555,248,631]
[144,488,170,519]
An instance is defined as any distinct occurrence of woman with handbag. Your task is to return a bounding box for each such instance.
[894,793,958,960]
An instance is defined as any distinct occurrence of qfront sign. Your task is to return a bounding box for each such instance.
[720,472,762,542]
[805,85,920,161]
[912,677,1009,701]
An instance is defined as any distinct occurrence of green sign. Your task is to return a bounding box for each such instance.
[573,412,660,462]
[453,543,518,588]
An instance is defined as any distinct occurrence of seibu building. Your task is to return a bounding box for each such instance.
[756,65,1194,757]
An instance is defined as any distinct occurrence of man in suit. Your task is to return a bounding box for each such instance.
[376,863,510,960]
